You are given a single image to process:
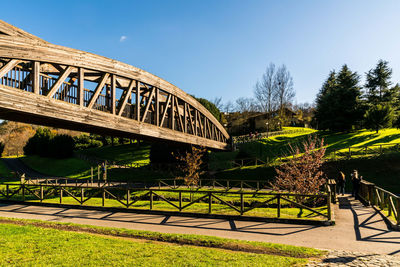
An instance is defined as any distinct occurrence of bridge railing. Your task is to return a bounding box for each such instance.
[358,180,400,227]
[0,182,332,222]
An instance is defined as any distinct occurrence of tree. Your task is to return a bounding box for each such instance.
[271,136,327,197]
[274,64,295,127]
[314,71,337,130]
[364,104,394,133]
[314,65,363,131]
[254,63,278,113]
[365,60,393,105]
[235,97,258,113]
[174,146,206,187]
[212,97,224,111]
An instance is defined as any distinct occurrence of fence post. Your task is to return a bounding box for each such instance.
[327,190,332,221]
[240,181,243,190]
[179,191,182,211]
[97,165,101,186]
[227,180,229,190]
[126,189,130,208]
[240,193,244,215]
[40,185,43,202]
[208,192,212,214]
[396,198,400,225]
[22,184,25,202]
[257,181,260,191]
[59,187,63,204]
[6,184,9,199]
[102,188,105,206]
[81,187,84,205]
[91,167,93,184]
[388,196,392,217]
[380,191,385,210]
[277,194,281,218]
[150,190,153,210]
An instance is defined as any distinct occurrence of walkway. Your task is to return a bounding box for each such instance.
[0,195,399,256]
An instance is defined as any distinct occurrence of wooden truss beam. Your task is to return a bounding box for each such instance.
[47,66,73,98]
[0,59,21,78]
[87,73,109,109]
[117,80,135,116]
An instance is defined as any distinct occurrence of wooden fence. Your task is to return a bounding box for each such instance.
[156,178,272,191]
[0,183,332,222]
[358,180,400,228]
[330,142,400,159]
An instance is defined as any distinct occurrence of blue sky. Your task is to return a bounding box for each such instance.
[3,0,400,106]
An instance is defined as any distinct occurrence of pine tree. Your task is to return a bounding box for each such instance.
[364,104,394,133]
[365,60,393,105]
[314,66,363,131]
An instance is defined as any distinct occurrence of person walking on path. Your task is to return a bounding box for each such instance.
[336,171,346,196]
[351,170,361,199]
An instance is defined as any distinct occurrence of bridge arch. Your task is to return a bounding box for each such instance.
[0,20,229,150]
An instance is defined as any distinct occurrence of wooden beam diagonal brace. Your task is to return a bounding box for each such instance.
[117,80,136,116]
[174,97,184,132]
[141,87,156,122]
[87,73,110,109]
[160,94,172,127]
[186,104,195,135]
[0,59,21,78]
[47,66,73,98]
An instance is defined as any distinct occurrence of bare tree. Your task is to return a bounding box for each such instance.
[212,97,224,111]
[254,63,278,113]
[224,100,235,113]
[235,97,258,113]
[275,64,295,124]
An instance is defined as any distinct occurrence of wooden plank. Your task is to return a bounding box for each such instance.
[0,59,21,78]
[141,87,155,122]
[186,104,195,135]
[77,67,84,106]
[87,73,109,109]
[160,94,171,127]
[174,96,184,132]
[47,66,73,98]
[136,82,140,121]
[170,95,175,130]
[111,74,116,114]
[117,79,135,116]
[32,61,40,94]
[155,88,159,126]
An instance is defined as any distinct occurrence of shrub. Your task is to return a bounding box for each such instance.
[271,136,327,196]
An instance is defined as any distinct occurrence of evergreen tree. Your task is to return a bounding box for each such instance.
[334,65,363,131]
[364,104,394,133]
[365,60,393,105]
[314,71,337,130]
[314,66,363,131]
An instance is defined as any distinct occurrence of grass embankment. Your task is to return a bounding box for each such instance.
[234,128,400,164]
[0,217,323,266]
[19,144,173,182]
[77,143,151,165]
[213,128,400,193]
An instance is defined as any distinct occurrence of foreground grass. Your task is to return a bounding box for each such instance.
[0,220,322,266]
[0,216,324,257]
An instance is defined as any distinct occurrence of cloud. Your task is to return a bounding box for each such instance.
[119,35,127,42]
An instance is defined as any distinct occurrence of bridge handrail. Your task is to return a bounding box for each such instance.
[358,180,400,226]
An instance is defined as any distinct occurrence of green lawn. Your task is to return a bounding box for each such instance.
[77,143,151,165]
[0,222,319,266]
[19,154,173,182]
[0,160,14,181]
[20,155,93,178]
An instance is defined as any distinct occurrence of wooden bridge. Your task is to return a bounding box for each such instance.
[0,20,229,150]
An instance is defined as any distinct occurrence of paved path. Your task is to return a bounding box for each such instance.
[0,195,399,257]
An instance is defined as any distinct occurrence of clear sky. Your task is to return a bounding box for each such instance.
[2,0,400,106]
